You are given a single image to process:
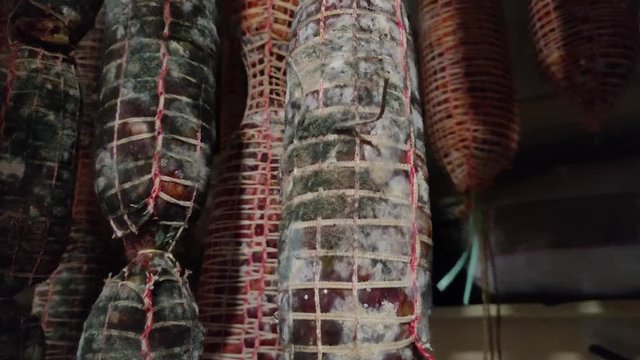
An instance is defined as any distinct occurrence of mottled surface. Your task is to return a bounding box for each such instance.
[279,0,433,359]
[8,0,102,48]
[418,0,518,192]
[94,0,218,251]
[78,251,204,359]
[32,11,115,359]
[196,1,297,359]
[0,45,79,297]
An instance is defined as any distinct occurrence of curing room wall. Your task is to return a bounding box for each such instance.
[431,315,640,360]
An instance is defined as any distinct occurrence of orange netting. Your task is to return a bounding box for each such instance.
[196,1,298,359]
[418,0,519,193]
[529,0,640,129]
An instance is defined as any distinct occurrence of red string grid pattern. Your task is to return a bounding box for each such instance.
[31,10,115,359]
[196,1,297,358]
[418,0,518,193]
[0,45,80,298]
[77,250,204,359]
[279,1,434,358]
[93,0,218,251]
[529,0,640,129]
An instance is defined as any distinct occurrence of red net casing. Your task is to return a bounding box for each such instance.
[529,0,640,128]
[78,251,204,359]
[32,10,114,359]
[418,0,519,192]
[196,1,298,359]
[0,44,80,298]
[93,0,219,250]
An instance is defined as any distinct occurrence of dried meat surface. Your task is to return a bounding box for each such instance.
[94,0,218,251]
[279,1,434,359]
[8,0,102,49]
[197,1,297,359]
[32,10,116,359]
[78,251,204,359]
[0,45,80,298]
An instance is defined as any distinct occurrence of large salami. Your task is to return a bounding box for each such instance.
[418,0,518,193]
[278,1,434,359]
[0,44,80,298]
[196,1,297,358]
[93,0,218,252]
[32,10,115,359]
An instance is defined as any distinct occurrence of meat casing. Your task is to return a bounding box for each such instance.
[196,1,298,358]
[278,1,434,359]
[32,10,114,359]
[0,45,80,297]
[94,0,218,250]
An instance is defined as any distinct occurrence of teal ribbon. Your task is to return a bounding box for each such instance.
[436,195,482,305]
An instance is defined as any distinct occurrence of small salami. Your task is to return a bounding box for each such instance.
[8,0,103,48]
[279,1,434,359]
[0,44,80,298]
[78,251,204,359]
[94,0,218,252]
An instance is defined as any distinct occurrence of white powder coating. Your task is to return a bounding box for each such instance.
[279,0,434,359]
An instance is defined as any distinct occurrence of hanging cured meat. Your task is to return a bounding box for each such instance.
[418,0,518,193]
[9,0,102,50]
[79,0,218,358]
[93,0,218,253]
[279,1,434,359]
[529,0,640,128]
[196,0,297,358]
[0,44,80,299]
[31,10,115,359]
[78,250,203,359]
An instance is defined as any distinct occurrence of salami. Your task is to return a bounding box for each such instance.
[418,0,518,192]
[196,1,297,358]
[8,0,103,49]
[529,0,640,128]
[32,10,114,359]
[78,251,204,359]
[93,0,218,252]
[0,44,80,298]
[278,1,434,359]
